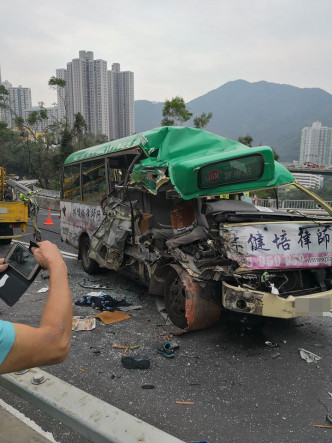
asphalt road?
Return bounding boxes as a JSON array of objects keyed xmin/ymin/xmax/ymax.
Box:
[{"xmin": 0, "ymin": 209, "xmax": 331, "ymax": 443}]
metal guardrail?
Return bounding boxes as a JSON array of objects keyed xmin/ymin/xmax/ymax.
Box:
[
  {"xmin": 256, "ymin": 199, "xmax": 332, "ymax": 210},
  {"xmin": 0, "ymin": 368, "xmax": 184, "ymax": 443}
]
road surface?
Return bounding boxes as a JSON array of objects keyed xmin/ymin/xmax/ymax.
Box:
[{"xmin": 0, "ymin": 209, "xmax": 331, "ymax": 443}]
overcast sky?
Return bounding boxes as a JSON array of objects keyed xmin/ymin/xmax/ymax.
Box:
[{"xmin": 1, "ymin": 0, "xmax": 331, "ymax": 107}]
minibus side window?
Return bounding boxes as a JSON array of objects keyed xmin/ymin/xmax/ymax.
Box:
[
  {"xmin": 82, "ymin": 159, "xmax": 106, "ymax": 202},
  {"xmin": 63, "ymin": 164, "xmax": 81, "ymax": 201}
]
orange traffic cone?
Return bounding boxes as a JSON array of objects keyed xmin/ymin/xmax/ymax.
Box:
[{"xmin": 44, "ymin": 208, "xmax": 54, "ymax": 226}]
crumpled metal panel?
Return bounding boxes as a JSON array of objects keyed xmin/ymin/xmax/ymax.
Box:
[
  {"xmin": 130, "ymin": 167, "xmax": 169, "ymax": 195},
  {"xmin": 90, "ymin": 197, "xmax": 136, "ymax": 271},
  {"xmin": 222, "ymin": 281, "xmax": 263, "ymax": 315}
]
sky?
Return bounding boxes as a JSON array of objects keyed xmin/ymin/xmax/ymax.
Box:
[{"xmin": 1, "ymin": 0, "xmax": 332, "ymax": 107}]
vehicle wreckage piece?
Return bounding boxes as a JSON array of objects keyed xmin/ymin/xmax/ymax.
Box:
[
  {"xmin": 89, "ymin": 197, "xmax": 138, "ymax": 271},
  {"xmin": 165, "ymin": 265, "xmax": 222, "ymax": 331},
  {"xmin": 222, "ymin": 281, "xmax": 332, "ymax": 318}
]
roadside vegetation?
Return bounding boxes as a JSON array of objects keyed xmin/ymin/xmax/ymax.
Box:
[{"xmin": 0, "ymin": 79, "xmax": 107, "ymax": 189}]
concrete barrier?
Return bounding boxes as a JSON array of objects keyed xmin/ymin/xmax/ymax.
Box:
[
  {"xmin": 33, "ymin": 187, "xmax": 60, "ymax": 211},
  {"xmin": 36, "ymin": 196, "xmax": 60, "ymax": 211}
]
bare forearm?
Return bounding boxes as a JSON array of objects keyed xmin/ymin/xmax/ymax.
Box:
[
  {"xmin": 40, "ymin": 262, "xmax": 72, "ymax": 340},
  {"xmin": 0, "ymin": 242, "xmax": 73, "ymax": 373}
]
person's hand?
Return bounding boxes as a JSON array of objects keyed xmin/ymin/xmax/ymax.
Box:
[
  {"xmin": 0, "ymin": 258, "xmax": 8, "ymax": 273},
  {"xmin": 31, "ymin": 241, "xmax": 65, "ymax": 270}
]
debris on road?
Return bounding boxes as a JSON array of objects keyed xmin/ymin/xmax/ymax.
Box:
[
  {"xmin": 75, "ymin": 293, "xmax": 131, "ymax": 312},
  {"xmin": 37, "ymin": 287, "xmax": 48, "ymax": 293},
  {"xmin": 265, "ymin": 341, "xmax": 279, "ymax": 348},
  {"xmin": 170, "ymin": 341, "xmax": 180, "ymax": 350},
  {"xmin": 141, "ymin": 385, "xmax": 155, "ymax": 389},
  {"xmin": 112, "ymin": 344, "xmax": 140, "ymax": 355},
  {"xmin": 313, "ymin": 424, "xmax": 332, "ymax": 429},
  {"xmin": 175, "ymin": 401, "xmax": 195, "ymax": 405},
  {"xmin": 121, "ymin": 355, "xmax": 150, "ymax": 369},
  {"xmin": 72, "ymin": 316, "xmax": 96, "ymax": 331},
  {"xmin": 93, "ymin": 310, "xmax": 131, "ymax": 325},
  {"xmin": 78, "ymin": 279, "xmax": 114, "ymax": 290},
  {"xmin": 299, "ymin": 348, "xmax": 321, "ymax": 363},
  {"xmin": 157, "ymin": 342, "xmax": 176, "ymax": 358}
]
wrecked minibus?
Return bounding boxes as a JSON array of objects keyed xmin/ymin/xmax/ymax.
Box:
[{"xmin": 60, "ymin": 126, "xmax": 332, "ymax": 331}]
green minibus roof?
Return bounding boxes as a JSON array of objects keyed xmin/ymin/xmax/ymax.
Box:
[{"xmin": 64, "ymin": 126, "xmax": 294, "ymax": 199}]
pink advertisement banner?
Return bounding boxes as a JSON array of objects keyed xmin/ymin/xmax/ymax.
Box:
[
  {"xmin": 224, "ymin": 222, "xmax": 332, "ymax": 269},
  {"xmin": 243, "ymin": 252, "xmax": 332, "ymax": 270}
]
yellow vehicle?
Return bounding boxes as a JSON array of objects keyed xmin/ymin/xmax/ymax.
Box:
[{"xmin": 0, "ymin": 167, "xmax": 29, "ymax": 244}]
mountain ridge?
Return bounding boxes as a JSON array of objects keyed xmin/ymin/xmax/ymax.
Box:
[{"xmin": 135, "ymin": 80, "xmax": 332, "ymax": 162}]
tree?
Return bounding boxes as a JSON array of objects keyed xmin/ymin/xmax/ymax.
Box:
[
  {"xmin": 238, "ymin": 134, "xmax": 253, "ymax": 147},
  {"xmin": 193, "ymin": 112, "xmax": 213, "ymax": 129},
  {"xmin": 161, "ymin": 96, "xmax": 193, "ymax": 126},
  {"xmin": 0, "ymin": 80, "xmax": 84, "ymax": 188},
  {"xmin": 48, "ymin": 76, "xmax": 66, "ymax": 89},
  {"xmin": 48, "ymin": 76, "xmax": 67, "ymax": 126},
  {"xmin": 0, "ymin": 85, "xmax": 9, "ymax": 110},
  {"xmin": 0, "ymin": 122, "xmax": 29, "ymax": 177},
  {"xmin": 1, "ymin": 78, "xmax": 109, "ymax": 189}
]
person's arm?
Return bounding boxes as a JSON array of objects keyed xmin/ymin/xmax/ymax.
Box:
[{"xmin": 0, "ymin": 241, "xmax": 72, "ymax": 374}]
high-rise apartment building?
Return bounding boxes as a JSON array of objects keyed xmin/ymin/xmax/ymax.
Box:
[
  {"xmin": 56, "ymin": 51, "xmax": 135, "ymax": 141},
  {"xmin": 292, "ymin": 172, "xmax": 324, "ymax": 190},
  {"xmin": 299, "ymin": 121, "xmax": 332, "ymax": 166},
  {"xmin": 108, "ymin": 63, "xmax": 135, "ymax": 140},
  {"xmin": 57, "ymin": 51, "xmax": 109, "ymax": 138},
  {"xmin": 0, "ymin": 71, "xmax": 32, "ymax": 127}
]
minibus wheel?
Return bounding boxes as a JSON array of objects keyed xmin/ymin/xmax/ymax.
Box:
[
  {"xmin": 164, "ymin": 268, "xmax": 188, "ymax": 329},
  {"xmin": 164, "ymin": 265, "xmax": 222, "ymax": 331},
  {"xmin": 79, "ymin": 235, "xmax": 99, "ymax": 274}
]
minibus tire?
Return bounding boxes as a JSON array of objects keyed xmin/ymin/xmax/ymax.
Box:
[
  {"xmin": 164, "ymin": 268, "xmax": 188, "ymax": 329},
  {"xmin": 79, "ymin": 236, "xmax": 99, "ymax": 274}
]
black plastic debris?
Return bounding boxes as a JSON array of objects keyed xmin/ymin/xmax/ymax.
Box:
[
  {"xmin": 121, "ymin": 355, "xmax": 150, "ymax": 369},
  {"xmin": 141, "ymin": 384, "xmax": 155, "ymax": 389},
  {"xmin": 75, "ymin": 293, "xmax": 131, "ymax": 312}
]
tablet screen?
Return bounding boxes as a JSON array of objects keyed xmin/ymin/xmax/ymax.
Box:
[{"xmin": 6, "ymin": 244, "xmax": 38, "ymax": 279}]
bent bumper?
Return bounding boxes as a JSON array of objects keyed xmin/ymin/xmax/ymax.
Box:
[{"xmin": 222, "ymin": 281, "xmax": 332, "ymax": 319}]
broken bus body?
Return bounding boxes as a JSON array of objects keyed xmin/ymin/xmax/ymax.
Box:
[{"xmin": 60, "ymin": 127, "xmax": 332, "ymax": 331}]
